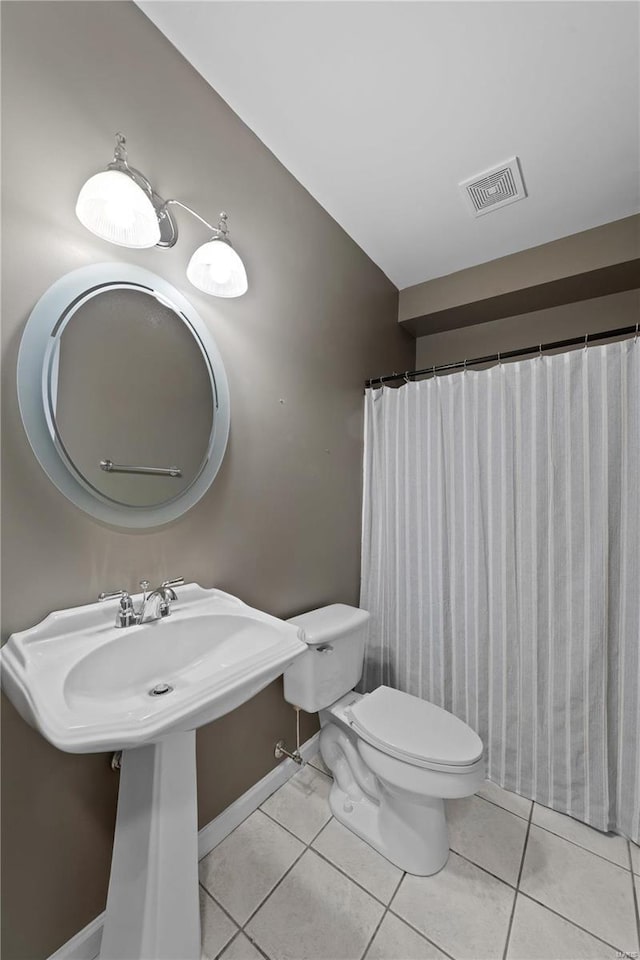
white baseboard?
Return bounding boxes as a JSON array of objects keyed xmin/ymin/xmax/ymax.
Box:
[
  {"xmin": 48, "ymin": 731, "xmax": 321, "ymax": 960},
  {"xmin": 47, "ymin": 915, "xmax": 104, "ymax": 960}
]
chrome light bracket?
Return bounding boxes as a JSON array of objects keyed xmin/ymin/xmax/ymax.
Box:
[
  {"xmin": 98, "ymin": 134, "xmax": 242, "ymax": 252},
  {"xmin": 164, "ymin": 201, "xmax": 233, "ymax": 248},
  {"xmin": 108, "ymin": 133, "xmax": 179, "ymax": 248}
]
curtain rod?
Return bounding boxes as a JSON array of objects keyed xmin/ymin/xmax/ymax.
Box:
[{"xmin": 365, "ymin": 324, "xmax": 639, "ymax": 388}]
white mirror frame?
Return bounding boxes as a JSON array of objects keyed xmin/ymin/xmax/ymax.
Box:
[{"xmin": 17, "ymin": 263, "xmax": 230, "ymax": 528}]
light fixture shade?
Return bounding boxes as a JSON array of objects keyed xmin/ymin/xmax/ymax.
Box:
[
  {"xmin": 75, "ymin": 170, "xmax": 161, "ymax": 248},
  {"xmin": 186, "ymin": 238, "xmax": 248, "ymax": 298}
]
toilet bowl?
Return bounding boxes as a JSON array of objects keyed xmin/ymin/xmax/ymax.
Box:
[{"xmin": 284, "ymin": 605, "xmax": 485, "ymax": 876}]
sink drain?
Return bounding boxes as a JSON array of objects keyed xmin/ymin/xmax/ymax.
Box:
[{"xmin": 149, "ymin": 683, "xmax": 174, "ymax": 697}]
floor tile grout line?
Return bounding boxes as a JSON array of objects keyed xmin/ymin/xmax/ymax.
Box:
[
  {"xmin": 359, "ymin": 904, "xmax": 390, "ymax": 960},
  {"xmin": 258, "ymin": 803, "xmax": 331, "ymax": 848},
  {"xmin": 199, "ymin": 835, "xmax": 309, "ymax": 937},
  {"xmin": 387, "ymin": 870, "xmax": 407, "ymax": 911},
  {"xmin": 385, "ymin": 906, "xmax": 458, "ymax": 960},
  {"xmin": 516, "ymin": 890, "xmax": 629, "ymax": 954},
  {"xmin": 206, "ymin": 794, "xmax": 511, "ymax": 937},
  {"xmin": 454, "ymin": 804, "xmax": 632, "ymax": 896},
  {"xmin": 386, "ymin": 870, "xmax": 405, "ymax": 911},
  {"xmin": 213, "ymin": 764, "xmax": 454, "ymax": 958},
  {"xmin": 446, "ymin": 848, "xmax": 518, "ymax": 891},
  {"xmin": 480, "ymin": 792, "xmax": 632, "ymax": 871},
  {"xmin": 483, "ymin": 783, "xmax": 606, "ymax": 819},
  {"xmin": 416, "ymin": 838, "xmax": 626, "ymax": 955},
  {"xmin": 200, "ymin": 882, "xmax": 243, "ymax": 934},
  {"xmin": 308, "ymin": 814, "xmax": 334, "ymax": 846},
  {"xmin": 501, "ymin": 795, "xmax": 534, "ymax": 960},
  {"xmin": 199, "ymin": 806, "xmax": 325, "ymax": 943},
  {"xmin": 198, "ymin": 758, "xmax": 329, "ymax": 868},
  {"xmin": 241, "ymin": 844, "xmax": 309, "ymax": 933},
  {"xmin": 216, "ymin": 794, "xmax": 408, "ymax": 958},
  {"xmin": 306, "ymin": 759, "xmax": 333, "ymax": 779},
  {"xmin": 199, "ymin": 807, "xmax": 314, "ymax": 947},
  {"xmin": 479, "ymin": 792, "xmax": 631, "ymax": 871},
  {"xmin": 239, "ymin": 814, "xmax": 332, "ymax": 935},
  {"xmin": 385, "ymin": 861, "xmax": 471, "ymax": 960},
  {"xmin": 258, "ymin": 801, "xmax": 423, "ymax": 930},
  {"xmin": 396, "ymin": 833, "xmax": 617, "ymax": 956},
  {"xmin": 361, "ymin": 872, "xmax": 408, "ymax": 960},
  {"xmin": 200, "ymin": 770, "xmax": 334, "ymax": 952},
  {"xmin": 212, "ymin": 926, "xmax": 242, "ymax": 960},
  {"xmin": 481, "ymin": 780, "xmax": 534, "ymax": 802},
  {"xmin": 476, "ymin": 792, "xmax": 533, "ymax": 822},
  {"xmin": 242, "ymin": 929, "xmax": 272, "ymax": 960},
  {"xmin": 628, "ymin": 840, "xmax": 640, "ymax": 949},
  {"xmin": 529, "ymin": 819, "xmax": 632, "ymax": 872},
  {"xmin": 198, "ymin": 799, "xmax": 288, "ymax": 868},
  {"xmin": 309, "ymin": 845, "xmax": 397, "ymax": 909}
]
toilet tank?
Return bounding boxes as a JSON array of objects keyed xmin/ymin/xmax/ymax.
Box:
[{"xmin": 284, "ymin": 604, "xmax": 370, "ymax": 712}]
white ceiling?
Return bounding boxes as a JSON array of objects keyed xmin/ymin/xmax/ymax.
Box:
[{"xmin": 138, "ymin": 1, "xmax": 640, "ymax": 290}]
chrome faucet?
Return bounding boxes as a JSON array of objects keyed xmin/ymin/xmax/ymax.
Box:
[{"xmin": 98, "ymin": 578, "xmax": 184, "ymax": 627}]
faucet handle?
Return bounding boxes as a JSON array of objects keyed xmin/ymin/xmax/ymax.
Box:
[
  {"xmin": 139, "ymin": 580, "xmax": 150, "ymax": 603},
  {"xmin": 161, "ymin": 577, "xmax": 184, "ymax": 589},
  {"xmin": 98, "ymin": 590, "xmax": 136, "ymax": 628},
  {"xmin": 160, "ymin": 577, "xmax": 184, "ymax": 605},
  {"xmin": 98, "ymin": 589, "xmax": 130, "ymax": 602}
]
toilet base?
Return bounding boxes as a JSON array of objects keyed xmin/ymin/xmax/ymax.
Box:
[
  {"xmin": 328, "ymin": 779, "xmax": 450, "ymax": 875},
  {"xmin": 328, "ymin": 779, "xmax": 449, "ymax": 876}
]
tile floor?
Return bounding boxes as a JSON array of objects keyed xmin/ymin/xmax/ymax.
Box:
[{"xmin": 198, "ymin": 754, "xmax": 640, "ymax": 960}]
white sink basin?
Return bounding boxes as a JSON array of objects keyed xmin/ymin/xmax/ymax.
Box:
[
  {"xmin": 2, "ymin": 584, "xmax": 308, "ymax": 959},
  {"xmin": 1, "ymin": 584, "xmax": 306, "ymax": 753}
]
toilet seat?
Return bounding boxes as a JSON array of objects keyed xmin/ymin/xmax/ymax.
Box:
[{"xmin": 347, "ymin": 686, "xmax": 483, "ymax": 770}]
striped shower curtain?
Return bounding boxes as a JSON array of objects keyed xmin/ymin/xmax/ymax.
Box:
[{"xmin": 361, "ymin": 337, "xmax": 639, "ymax": 841}]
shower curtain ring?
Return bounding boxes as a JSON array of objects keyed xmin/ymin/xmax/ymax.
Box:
[
  {"xmin": 404, "ymin": 371, "xmax": 411, "ymax": 384},
  {"xmin": 539, "ymin": 344, "xmax": 543, "ymax": 358},
  {"xmin": 635, "ymin": 322, "xmax": 639, "ymax": 342},
  {"xmin": 584, "ymin": 334, "xmax": 589, "ymax": 351}
]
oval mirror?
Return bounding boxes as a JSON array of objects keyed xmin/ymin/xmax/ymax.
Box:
[{"xmin": 17, "ymin": 263, "xmax": 230, "ymax": 527}]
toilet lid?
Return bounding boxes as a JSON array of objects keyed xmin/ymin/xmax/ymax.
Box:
[{"xmin": 349, "ymin": 686, "xmax": 483, "ymax": 767}]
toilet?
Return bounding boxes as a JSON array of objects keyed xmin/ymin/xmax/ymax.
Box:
[{"xmin": 284, "ymin": 604, "xmax": 485, "ymax": 876}]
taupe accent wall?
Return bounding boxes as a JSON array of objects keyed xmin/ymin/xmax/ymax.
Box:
[
  {"xmin": 0, "ymin": 4, "xmax": 413, "ymax": 958},
  {"xmin": 401, "ymin": 215, "xmax": 640, "ymax": 337},
  {"xmin": 415, "ymin": 289, "xmax": 640, "ymax": 370}
]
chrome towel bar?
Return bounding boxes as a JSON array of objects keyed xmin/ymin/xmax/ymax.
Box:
[{"xmin": 99, "ymin": 459, "xmax": 182, "ymax": 478}]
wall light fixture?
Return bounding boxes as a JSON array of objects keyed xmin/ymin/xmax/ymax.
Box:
[{"xmin": 76, "ymin": 133, "xmax": 248, "ymax": 298}]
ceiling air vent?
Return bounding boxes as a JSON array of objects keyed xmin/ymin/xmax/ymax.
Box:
[{"xmin": 459, "ymin": 157, "xmax": 527, "ymax": 217}]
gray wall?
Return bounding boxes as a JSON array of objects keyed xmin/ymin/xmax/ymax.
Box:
[
  {"xmin": 415, "ymin": 289, "xmax": 640, "ymax": 369},
  {"xmin": 0, "ymin": 4, "xmax": 413, "ymax": 957}
]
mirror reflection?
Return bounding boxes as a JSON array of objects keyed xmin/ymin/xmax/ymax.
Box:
[{"xmin": 49, "ymin": 287, "xmax": 215, "ymax": 508}]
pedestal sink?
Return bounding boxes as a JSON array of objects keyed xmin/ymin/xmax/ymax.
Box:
[{"xmin": 0, "ymin": 584, "xmax": 307, "ymax": 959}]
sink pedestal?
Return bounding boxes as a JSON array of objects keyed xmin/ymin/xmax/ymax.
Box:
[{"xmin": 100, "ymin": 730, "xmax": 200, "ymax": 960}]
